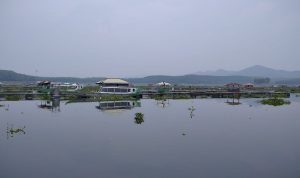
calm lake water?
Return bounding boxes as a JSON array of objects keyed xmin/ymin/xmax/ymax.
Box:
[{"xmin": 1, "ymin": 96, "xmax": 300, "ymax": 178}]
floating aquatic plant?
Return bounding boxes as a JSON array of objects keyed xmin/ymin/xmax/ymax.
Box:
[
  {"xmin": 134, "ymin": 112, "xmax": 144, "ymax": 124},
  {"xmin": 5, "ymin": 95, "xmax": 22, "ymax": 101},
  {"xmin": 7, "ymin": 125, "xmax": 26, "ymax": 137},
  {"xmin": 260, "ymin": 98, "xmax": 290, "ymax": 106}
]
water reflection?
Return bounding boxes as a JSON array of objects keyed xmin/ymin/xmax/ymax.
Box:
[
  {"xmin": 225, "ymin": 97, "xmax": 241, "ymax": 105},
  {"xmin": 0, "ymin": 103, "xmax": 10, "ymax": 111},
  {"xmin": 96, "ymin": 100, "xmax": 141, "ymax": 112},
  {"xmin": 188, "ymin": 106, "xmax": 196, "ymax": 118},
  {"xmin": 156, "ymin": 99, "xmax": 169, "ymax": 108},
  {"xmin": 38, "ymin": 98, "xmax": 60, "ymax": 112},
  {"xmin": 1, "ymin": 99, "xmax": 300, "ymax": 178}
]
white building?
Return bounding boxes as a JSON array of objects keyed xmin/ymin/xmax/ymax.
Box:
[{"xmin": 96, "ymin": 79, "xmax": 138, "ymax": 94}]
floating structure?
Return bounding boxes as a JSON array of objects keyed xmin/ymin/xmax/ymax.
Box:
[
  {"xmin": 96, "ymin": 78, "xmax": 138, "ymax": 95},
  {"xmin": 225, "ymin": 83, "xmax": 241, "ymax": 92}
]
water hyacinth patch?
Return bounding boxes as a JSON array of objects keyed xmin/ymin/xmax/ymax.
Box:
[{"xmin": 260, "ymin": 98, "xmax": 290, "ymax": 106}]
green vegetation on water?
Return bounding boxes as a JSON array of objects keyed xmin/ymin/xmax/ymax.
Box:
[
  {"xmin": 173, "ymin": 95, "xmax": 192, "ymax": 99},
  {"xmin": 60, "ymin": 95, "xmax": 77, "ymax": 101},
  {"xmin": 9, "ymin": 128, "xmax": 25, "ymax": 134},
  {"xmin": 243, "ymin": 93, "xmax": 289, "ymax": 98},
  {"xmin": 7, "ymin": 126, "xmax": 26, "ymax": 135},
  {"xmin": 275, "ymin": 87, "xmax": 300, "ymax": 94},
  {"xmin": 134, "ymin": 112, "xmax": 144, "ymax": 124},
  {"xmin": 5, "ymin": 95, "xmax": 22, "ymax": 101},
  {"xmin": 260, "ymin": 98, "xmax": 291, "ymax": 106},
  {"xmin": 152, "ymin": 94, "xmax": 192, "ymax": 100},
  {"xmin": 38, "ymin": 94, "xmax": 51, "ymax": 100},
  {"xmin": 79, "ymin": 85, "xmax": 99, "ymax": 93},
  {"xmin": 0, "ymin": 84, "xmax": 37, "ymax": 93}
]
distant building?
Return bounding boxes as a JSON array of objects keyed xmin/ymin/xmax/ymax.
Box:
[
  {"xmin": 155, "ymin": 81, "xmax": 171, "ymax": 94},
  {"xmin": 52, "ymin": 82, "xmax": 83, "ymax": 91},
  {"xmin": 37, "ymin": 81, "xmax": 82, "ymax": 93},
  {"xmin": 155, "ymin": 82, "xmax": 171, "ymax": 87},
  {"xmin": 37, "ymin": 80, "xmax": 83, "ymax": 93},
  {"xmin": 225, "ymin": 82, "xmax": 241, "ymax": 92},
  {"xmin": 96, "ymin": 78, "xmax": 138, "ymax": 95},
  {"xmin": 37, "ymin": 80, "xmax": 52, "ymax": 93},
  {"xmin": 244, "ymin": 83, "xmax": 254, "ymax": 89}
]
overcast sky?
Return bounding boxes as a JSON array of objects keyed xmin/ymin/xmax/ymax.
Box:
[{"xmin": 0, "ymin": 0, "xmax": 299, "ymax": 77}]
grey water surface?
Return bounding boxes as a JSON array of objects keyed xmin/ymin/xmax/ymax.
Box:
[{"xmin": 1, "ymin": 97, "xmax": 300, "ymax": 178}]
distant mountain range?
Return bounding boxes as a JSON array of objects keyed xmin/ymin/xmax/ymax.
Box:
[
  {"xmin": 127, "ymin": 75, "xmax": 255, "ymax": 85},
  {"xmin": 1, "ymin": 65, "xmax": 300, "ymax": 85},
  {"xmin": 195, "ymin": 65, "xmax": 300, "ymax": 78},
  {"xmin": 0, "ymin": 69, "xmax": 254, "ymax": 85},
  {"xmin": 0, "ymin": 70, "xmax": 104, "ymax": 84}
]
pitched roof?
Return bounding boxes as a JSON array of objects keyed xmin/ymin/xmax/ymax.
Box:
[
  {"xmin": 96, "ymin": 78, "xmax": 129, "ymax": 84},
  {"xmin": 37, "ymin": 80, "xmax": 51, "ymax": 84},
  {"xmin": 225, "ymin": 82, "xmax": 241, "ymax": 86}
]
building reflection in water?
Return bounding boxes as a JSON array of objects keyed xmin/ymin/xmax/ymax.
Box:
[
  {"xmin": 156, "ymin": 99, "xmax": 169, "ymax": 108},
  {"xmin": 38, "ymin": 98, "xmax": 61, "ymax": 112},
  {"xmin": 96, "ymin": 100, "xmax": 141, "ymax": 112},
  {"xmin": 225, "ymin": 97, "xmax": 241, "ymax": 105}
]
